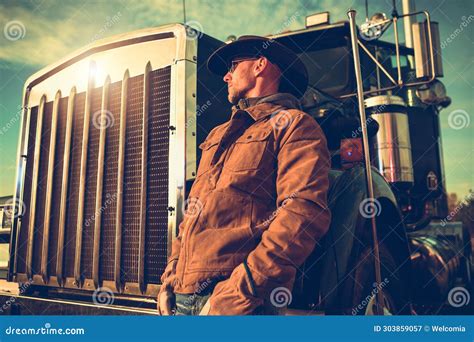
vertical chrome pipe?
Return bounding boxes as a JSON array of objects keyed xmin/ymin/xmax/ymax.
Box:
[
  {"xmin": 347, "ymin": 9, "xmax": 384, "ymax": 316},
  {"xmin": 402, "ymin": 0, "xmax": 416, "ymax": 66}
]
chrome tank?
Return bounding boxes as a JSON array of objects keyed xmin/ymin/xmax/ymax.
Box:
[{"xmin": 365, "ymin": 95, "xmax": 414, "ymax": 186}]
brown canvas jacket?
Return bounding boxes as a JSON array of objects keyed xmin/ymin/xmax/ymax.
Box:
[{"xmin": 161, "ymin": 93, "xmax": 331, "ymax": 315}]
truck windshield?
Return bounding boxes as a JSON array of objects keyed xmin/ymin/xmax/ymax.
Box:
[{"xmin": 298, "ymin": 45, "xmax": 351, "ymax": 97}]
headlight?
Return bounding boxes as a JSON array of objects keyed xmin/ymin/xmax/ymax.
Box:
[{"xmin": 416, "ymin": 80, "xmax": 450, "ymax": 107}]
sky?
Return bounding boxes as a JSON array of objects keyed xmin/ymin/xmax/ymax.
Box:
[{"xmin": 0, "ymin": 0, "xmax": 472, "ymax": 199}]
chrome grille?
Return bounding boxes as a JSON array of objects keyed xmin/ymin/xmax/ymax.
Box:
[{"xmin": 15, "ymin": 66, "xmax": 172, "ymax": 296}]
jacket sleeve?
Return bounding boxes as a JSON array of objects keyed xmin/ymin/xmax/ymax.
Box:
[
  {"xmin": 208, "ymin": 112, "xmax": 332, "ymax": 315},
  {"xmin": 160, "ymin": 216, "xmax": 186, "ymax": 286}
]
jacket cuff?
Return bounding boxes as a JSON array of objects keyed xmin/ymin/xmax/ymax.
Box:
[{"xmin": 208, "ymin": 264, "xmax": 263, "ymax": 315}]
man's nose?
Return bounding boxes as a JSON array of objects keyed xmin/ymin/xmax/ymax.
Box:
[{"xmin": 223, "ymin": 72, "xmax": 231, "ymax": 83}]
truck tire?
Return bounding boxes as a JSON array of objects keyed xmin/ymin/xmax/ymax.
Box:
[{"xmin": 345, "ymin": 243, "xmax": 411, "ymax": 315}]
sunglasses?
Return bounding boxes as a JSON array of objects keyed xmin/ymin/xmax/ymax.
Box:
[{"xmin": 228, "ymin": 57, "xmax": 261, "ymax": 74}]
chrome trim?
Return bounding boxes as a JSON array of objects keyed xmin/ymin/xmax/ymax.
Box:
[
  {"xmin": 169, "ymin": 39, "xmax": 198, "ymax": 262},
  {"xmin": 115, "ymin": 70, "xmax": 129, "ymax": 293},
  {"xmin": 365, "ymin": 94, "xmax": 406, "ymax": 108},
  {"xmin": 16, "ymin": 273, "xmax": 161, "ymax": 298},
  {"xmin": 92, "ymin": 76, "xmax": 111, "ymax": 289},
  {"xmin": 339, "ymin": 11, "xmax": 436, "ymax": 99},
  {"xmin": 41, "ymin": 90, "xmax": 62, "ymax": 283},
  {"xmin": 138, "ymin": 62, "xmax": 152, "ymax": 294},
  {"xmin": 57, "ymin": 87, "xmax": 76, "ymax": 286},
  {"xmin": 74, "ymin": 61, "xmax": 95, "ymax": 286},
  {"xmin": 26, "ymin": 95, "xmax": 46, "ymax": 279},
  {"xmin": 12, "ymin": 89, "xmax": 31, "ymax": 278}
]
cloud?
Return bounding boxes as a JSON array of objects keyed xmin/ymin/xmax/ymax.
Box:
[{"xmin": 0, "ymin": 0, "xmax": 367, "ymax": 68}]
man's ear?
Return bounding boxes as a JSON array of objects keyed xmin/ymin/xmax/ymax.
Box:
[{"xmin": 253, "ymin": 57, "xmax": 268, "ymax": 77}]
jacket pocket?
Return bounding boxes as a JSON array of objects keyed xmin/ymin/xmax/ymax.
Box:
[
  {"xmin": 196, "ymin": 139, "xmax": 219, "ymax": 177},
  {"xmin": 224, "ymin": 128, "xmax": 272, "ymax": 172},
  {"xmin": 187, "ymin": 191, "xmax": 256, "ymax": 271}
]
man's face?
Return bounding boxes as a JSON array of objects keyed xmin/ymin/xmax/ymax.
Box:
[{"xmin": 223, "ymin": 58, "xmax": 259, "ymax": 105}]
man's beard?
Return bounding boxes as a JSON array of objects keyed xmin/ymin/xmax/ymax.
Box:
[
  {"xmin": 227, "ymin": 83, "xmax": 252, "ymax": 105},
  {"xmin": 228, "ymin": 88, "xmax": 244, "ymax": 105}
]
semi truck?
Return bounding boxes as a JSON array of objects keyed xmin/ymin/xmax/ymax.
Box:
[{"xmin": 0, "ymin": 2, "xmax": 471, "ymax": 315}]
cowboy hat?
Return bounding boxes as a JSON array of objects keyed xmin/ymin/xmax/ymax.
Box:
[{"xmin": 207, "ymin": 35, "xmax": 309, "ymax": 98}]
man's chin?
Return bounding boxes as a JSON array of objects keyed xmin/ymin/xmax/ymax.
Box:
[{"xmin": 228, "ymin": 93, "xmax": 242, "ymax": 105}]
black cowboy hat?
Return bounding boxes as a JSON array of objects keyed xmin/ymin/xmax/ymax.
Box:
[{"xmin": 207, "ymin": 35, "xmax": 309, "ymax": 98}]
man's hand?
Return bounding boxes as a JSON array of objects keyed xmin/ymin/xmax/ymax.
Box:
[
  {"xmin": 157, "ymin": 284, "xmax": 175, "ymax": 315},
  {"xmin": 157, "ymin": 259, "xmax": 178, "ymax": 315},
  {"xmin": 199, "ymin": 298, "xmax": 211, "ymax": 315}
]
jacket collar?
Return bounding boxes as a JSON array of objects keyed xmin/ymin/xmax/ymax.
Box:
[{"xmin": 230, "ymin": 92, "xmax": 301, "ymax": 121}]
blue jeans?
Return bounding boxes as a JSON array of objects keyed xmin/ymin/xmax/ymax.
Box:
[
  {"xmin": 174, "ymin": 284, "xmax": 282, "ymax": 316},
  {"xmin": 175, "ymin": 292, "xmax": 211, "ymax": 315}
]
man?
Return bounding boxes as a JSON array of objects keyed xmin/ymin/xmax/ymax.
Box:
[{"xmin": 157, "ymin": 36, "xmax": 331, "ymax": 315}]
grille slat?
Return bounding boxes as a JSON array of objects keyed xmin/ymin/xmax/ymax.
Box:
[
  {"xmin": 16, "ymin": 106, "xmax": 38, "ymax": 274},
  {"xmin": 100, "ymin": 81, "xmax": 122, "ymax": 282},
  {"xmin": 31, "ymin": 99, "xmax": 53, "ymax": 277},
  {"xmin": 45, "ymin": 95, "xmax": 68, "ymax": 280},
  {"xmin": 81, "ymin": 86, "xmax": 103, "ymax": 280},
  {"xmin": 64, "ymin": 92, "xmax": 86, "ymax": 278}
]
